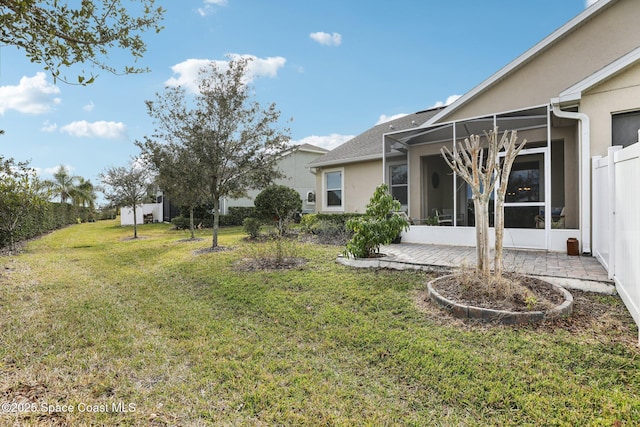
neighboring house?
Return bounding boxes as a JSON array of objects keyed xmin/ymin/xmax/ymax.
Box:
[
  {"xmin": 220, "ymin": 143, "xmax": 329, "ymax": 215},
  {"xmin": 161, "ymin": 143, "xmax": 329, "ymax": 222},
  {"xmin": 309, "ymin": 108, "xmax": 444, "ymax": 214},
  {"xmin": 310, "ymin": 0, "xmax": 640, "ymax": 254}
]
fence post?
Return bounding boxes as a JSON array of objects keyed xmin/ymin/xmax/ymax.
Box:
[{"xmin": 607, "ymin": 146, "xmax": 623, "ymax": 281}]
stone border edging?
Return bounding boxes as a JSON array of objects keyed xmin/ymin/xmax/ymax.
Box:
[{"xmin": 427, "ymin": 274, "xmax": 573, "ymax": 325}]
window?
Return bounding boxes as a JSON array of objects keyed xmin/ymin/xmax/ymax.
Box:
[
  {"xmin": 306, "ymin": 191, "xmax": 316, "ymax": 205},
  {"xmin": 390, "ymin": 164, "xmax": 408, "ymax": 205},
  {"xmin": 612, "ymin": 110, "xmax": 640, "ymax": 148},
  {"xmin": 324, "ymin": 170, "xmax": 343, "ymax": 210}
]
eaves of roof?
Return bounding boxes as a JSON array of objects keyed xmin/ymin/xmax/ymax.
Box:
[{"xmin": 308, "ymin": 107, "xmax": 443, "ymax": 168}]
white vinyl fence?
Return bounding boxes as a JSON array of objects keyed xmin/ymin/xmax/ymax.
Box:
[{"xmin": 592, "ymin": 141, "xmax": 640, "ymax": 334}]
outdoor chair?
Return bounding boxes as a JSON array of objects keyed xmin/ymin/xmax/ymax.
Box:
[{"xmin": 434, "ymin": 209, "xmax": 453, "ymax": 226}]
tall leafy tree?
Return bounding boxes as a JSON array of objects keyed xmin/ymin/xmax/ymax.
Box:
[
  {"xmin": 0, "ymin": 0, "xmax": 165, "ymax": 84},
  {"xmin": 100, "ymin": 162, "xmax": 152, "ymax": 238},
  {"xmin": 138, "ymin": 57, "xmax": 291, "ymax": 248},
  {"xmin": 141, "ymin": 142, "xmax": 207, "ymax": 239},
  {"xmin": 0, "ymin": 158, "xmax": 48, "ymax": 252}
]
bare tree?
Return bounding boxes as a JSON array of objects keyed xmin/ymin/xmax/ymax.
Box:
[
  {"xmin": 139, "ymin": 57, "xmax": 291, "ymax": 248},
  {"xmin": 441, "ymin": 126, "xmax": 526, "ymax": 279},
  {"xmin": 100, "ymin": 162, "xmax": 153, "ymax": 238}
]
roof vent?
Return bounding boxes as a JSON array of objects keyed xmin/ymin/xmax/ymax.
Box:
[
  {"xmin": 412, "ymin": 120, "xmax": 417, "ymax": 126},
  {"xmin": 389, "ymin": 125, "xmax": 395, "ymax": 130}
]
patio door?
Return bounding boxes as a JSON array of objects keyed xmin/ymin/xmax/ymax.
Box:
[{"xmin": 499, "ymin": 148, "xmax": 547, "ymax": 249}]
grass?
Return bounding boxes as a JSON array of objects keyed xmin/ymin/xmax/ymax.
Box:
[{"xmin": 0, "ymin": 220, "xmax": 638, "ymax": 426}]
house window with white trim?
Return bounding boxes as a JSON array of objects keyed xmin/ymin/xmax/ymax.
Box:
[
  {"xmin": 324, "ymin": 169, "xmax": 343, "ymax": 210},
  {"xmin": 390, "ymin": 164, "xmax": 408, "ymax": 206},
  {"xmin": 612, "ymin": 110, "xmax": 640, "ymax": 148}
]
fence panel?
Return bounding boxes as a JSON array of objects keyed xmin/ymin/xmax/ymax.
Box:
[
  {"xmin": 592, "ymin": 156, "xmax": 610, "ymax": 271},
  {"xmin": 613, "ymin": 142, "xmax": 640, "ymax": 327}
]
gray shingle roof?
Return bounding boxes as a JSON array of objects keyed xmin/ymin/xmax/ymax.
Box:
[{"xmin": 309, "ymin": 107, "xmax": 444, "ymax": 167}]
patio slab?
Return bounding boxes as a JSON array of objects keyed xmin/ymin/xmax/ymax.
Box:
[{"xmin": 347, "ymin": 242, "xmax": 615, "ymax": 294}]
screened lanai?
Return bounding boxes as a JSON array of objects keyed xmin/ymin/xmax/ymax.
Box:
[{"xmin": 382, "ymin": 105, "xmax": 583, "ymax": 251}]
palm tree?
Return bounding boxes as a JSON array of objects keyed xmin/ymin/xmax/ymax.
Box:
[
  {"xmin": 45, "ymin": 165, "xmax": 78, "ymax": 204},
  {"xmin": 72, "ymin": 177, "xmax": 97, "ymax": 209}
]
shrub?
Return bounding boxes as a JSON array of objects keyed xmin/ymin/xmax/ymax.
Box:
[
  {"xmin": 344, "ymin": 184, "xmax": 409, "ymax": 258},
  {"xmin": 243, "ymin": 217, "xmax": 262, "ymax": 239},
  {"xmin": 254, "ymin": 185, "xmax": 302, "ymax": 236},
  {"xmin": 300, "ymin": 214, "xmax": 318, "ymax": 233},
  {"xmin": 171, "ymin": 216, "xmax": 190, "ymax": 230}
]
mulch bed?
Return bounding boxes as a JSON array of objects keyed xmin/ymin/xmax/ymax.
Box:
[
  {"xmin": 415, "ymin": 274, "xmax": 637, "ymax": 347},
  {"xmin": 432, "ymin": 272, "xmax": 564, "ymax": 312}
]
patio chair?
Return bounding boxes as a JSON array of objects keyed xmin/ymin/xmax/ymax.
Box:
[
  {"xmin": 534, "ymin": 207, "xmax": 565, "ymax": 229},
  {"xmin": 434, "ymin": 209, "xmax": 453, "ymax": 226}
]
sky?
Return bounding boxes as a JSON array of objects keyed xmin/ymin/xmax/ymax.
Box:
[{"xmin": 0, "ymin": 0, "xmax": 599, "ymax": 202}]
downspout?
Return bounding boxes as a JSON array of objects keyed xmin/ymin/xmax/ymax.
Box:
[{"xmin": 550, "ymin": 98, "xmax": 591, "ymax": 254}]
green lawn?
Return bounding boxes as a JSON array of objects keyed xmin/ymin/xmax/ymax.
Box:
[{"xmin": 0, "ymin": 220, "xmax": 638, "ymax": 426}]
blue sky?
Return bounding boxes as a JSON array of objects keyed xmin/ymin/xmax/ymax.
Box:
[{"xmin": 0, "ymin": 0, "xmax": 596, "ymax": 198}]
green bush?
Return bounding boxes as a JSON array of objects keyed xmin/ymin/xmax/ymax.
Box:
[
  {"xmin": 300, "ymin": 214, "xmax": 318, "ymax": 233},
  {"xmin": 254, "ymin": 185, "xmax": 302, "ymax": 235},
  {"xmin": 242, "ymin": 217, "xmax": 262, "ymax": 239},
  {"xmin": 171, "ymin": 216, "xmax": 190, "ymax": 230},
  {"xmin": 344, "ymin": 184, "xmax": 409, "ymax": 258}
]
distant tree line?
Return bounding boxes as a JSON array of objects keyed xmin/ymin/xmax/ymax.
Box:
[{"xmin": 0, "ymin": 161, "xmax": 99, "ymax": 252}]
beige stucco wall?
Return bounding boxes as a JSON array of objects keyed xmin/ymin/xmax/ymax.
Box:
[
  {"xmin": 581, "ymin": 61, "xmax": 640, "ymax": 157},
  {"xmin": 440, "ymin": 0, "xmax": 640, "ymax": 123},
  {"xmin": 315, "ymin": 160, "xmax": 383, "ymax": 213}
]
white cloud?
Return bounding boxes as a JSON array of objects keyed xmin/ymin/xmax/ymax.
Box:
[
  {"xmin": 585, "ymin": 0, "xmax": 599, "ymax": 7},
  {"xmin": 292, "ymin": 134, "xmax": 354, "ymax": 151},
  {"xmin": 197, "ymin": 0, "xmax": 228, "ymax": 16},
  {"xmin": 0, "ymin": 72, "xmax": 61, "ymax": 115},
  {"xmin": 41, "ymin": 120, "xmax": 58, "ymax": 132},
  {"xmin": 310, "ymin": 32, "xmax": 342, "ymax": 46},
  {"xmin": 166, "ymin": 54, "xmax": 287, "ymax": 92},
  {"xmin": 83, "ymin": 101, "xmax": 95, "ymax": 112},
  {"xmin": 376, "ymin": 113, "xmax": 408, "ymax": 125},
  {"xmin": 60, "ymin": 120, "xmax": 127, "ymax": 139},
  {"xmin": 34, "ymin": 165, "xmax": 75, "ymax": 177},
  {"xmin": 431, "ymin": 94, "xmax": 462, "ymax": 108}
]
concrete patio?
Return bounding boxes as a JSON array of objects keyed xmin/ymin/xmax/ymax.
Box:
[{"xmin": 342, "ymin": 242, "xmax": 616, "ymax": 294}]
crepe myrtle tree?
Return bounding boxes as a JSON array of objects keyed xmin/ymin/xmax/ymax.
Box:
[
  {"xmin": 100, "ymin": 161, "xmax": 154, "ymax": 239},
  {"xmin": 0, "ymin": 0, "xmax": 165, "ymax": 84},
  {"xmin": 138, "ymin": 56, "xmax": 291, "ymax": 249},
  {"xmin": 441, "ymin": 126, "xmax": 526, "ymax": 279}
]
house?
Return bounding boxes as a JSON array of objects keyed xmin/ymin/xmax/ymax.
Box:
[
  {"xmin": 220, "ymin": 143, "xmax": 329, "ymax": 215},
  {"xmin": 308, "ymin": 109, "xmax": 444, "ymax": 214},
  {"xmin": 310, "ymin": 0, "xmax": 640, "ymax": 254},
  {"xmin": 161, "ymin": 143, "xmax": 329, "ymax": 222}
]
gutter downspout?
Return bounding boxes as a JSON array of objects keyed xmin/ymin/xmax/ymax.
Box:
[{"xmin": 550, "ymin": 98, "xmax": 591, "ymax": 254}]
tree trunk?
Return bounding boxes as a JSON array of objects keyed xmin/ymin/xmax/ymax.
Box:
[
  {"xmin": 132, "ymin": 204, "xmax": 138, "ymax": 238},
  {"xmin": 474, "ymin": 196, "xmax": 491, "ymax": 279},
  {"xmin": 189, "ymin": 206, "xmax": 195, "ymax": 239},
  {"xmin": 494, "ymin": 195, "xmax": 505, "ymax": 278},
  {"xmin": 212, "ymin": 198, "xmax": 220, "ymax": 248}
]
